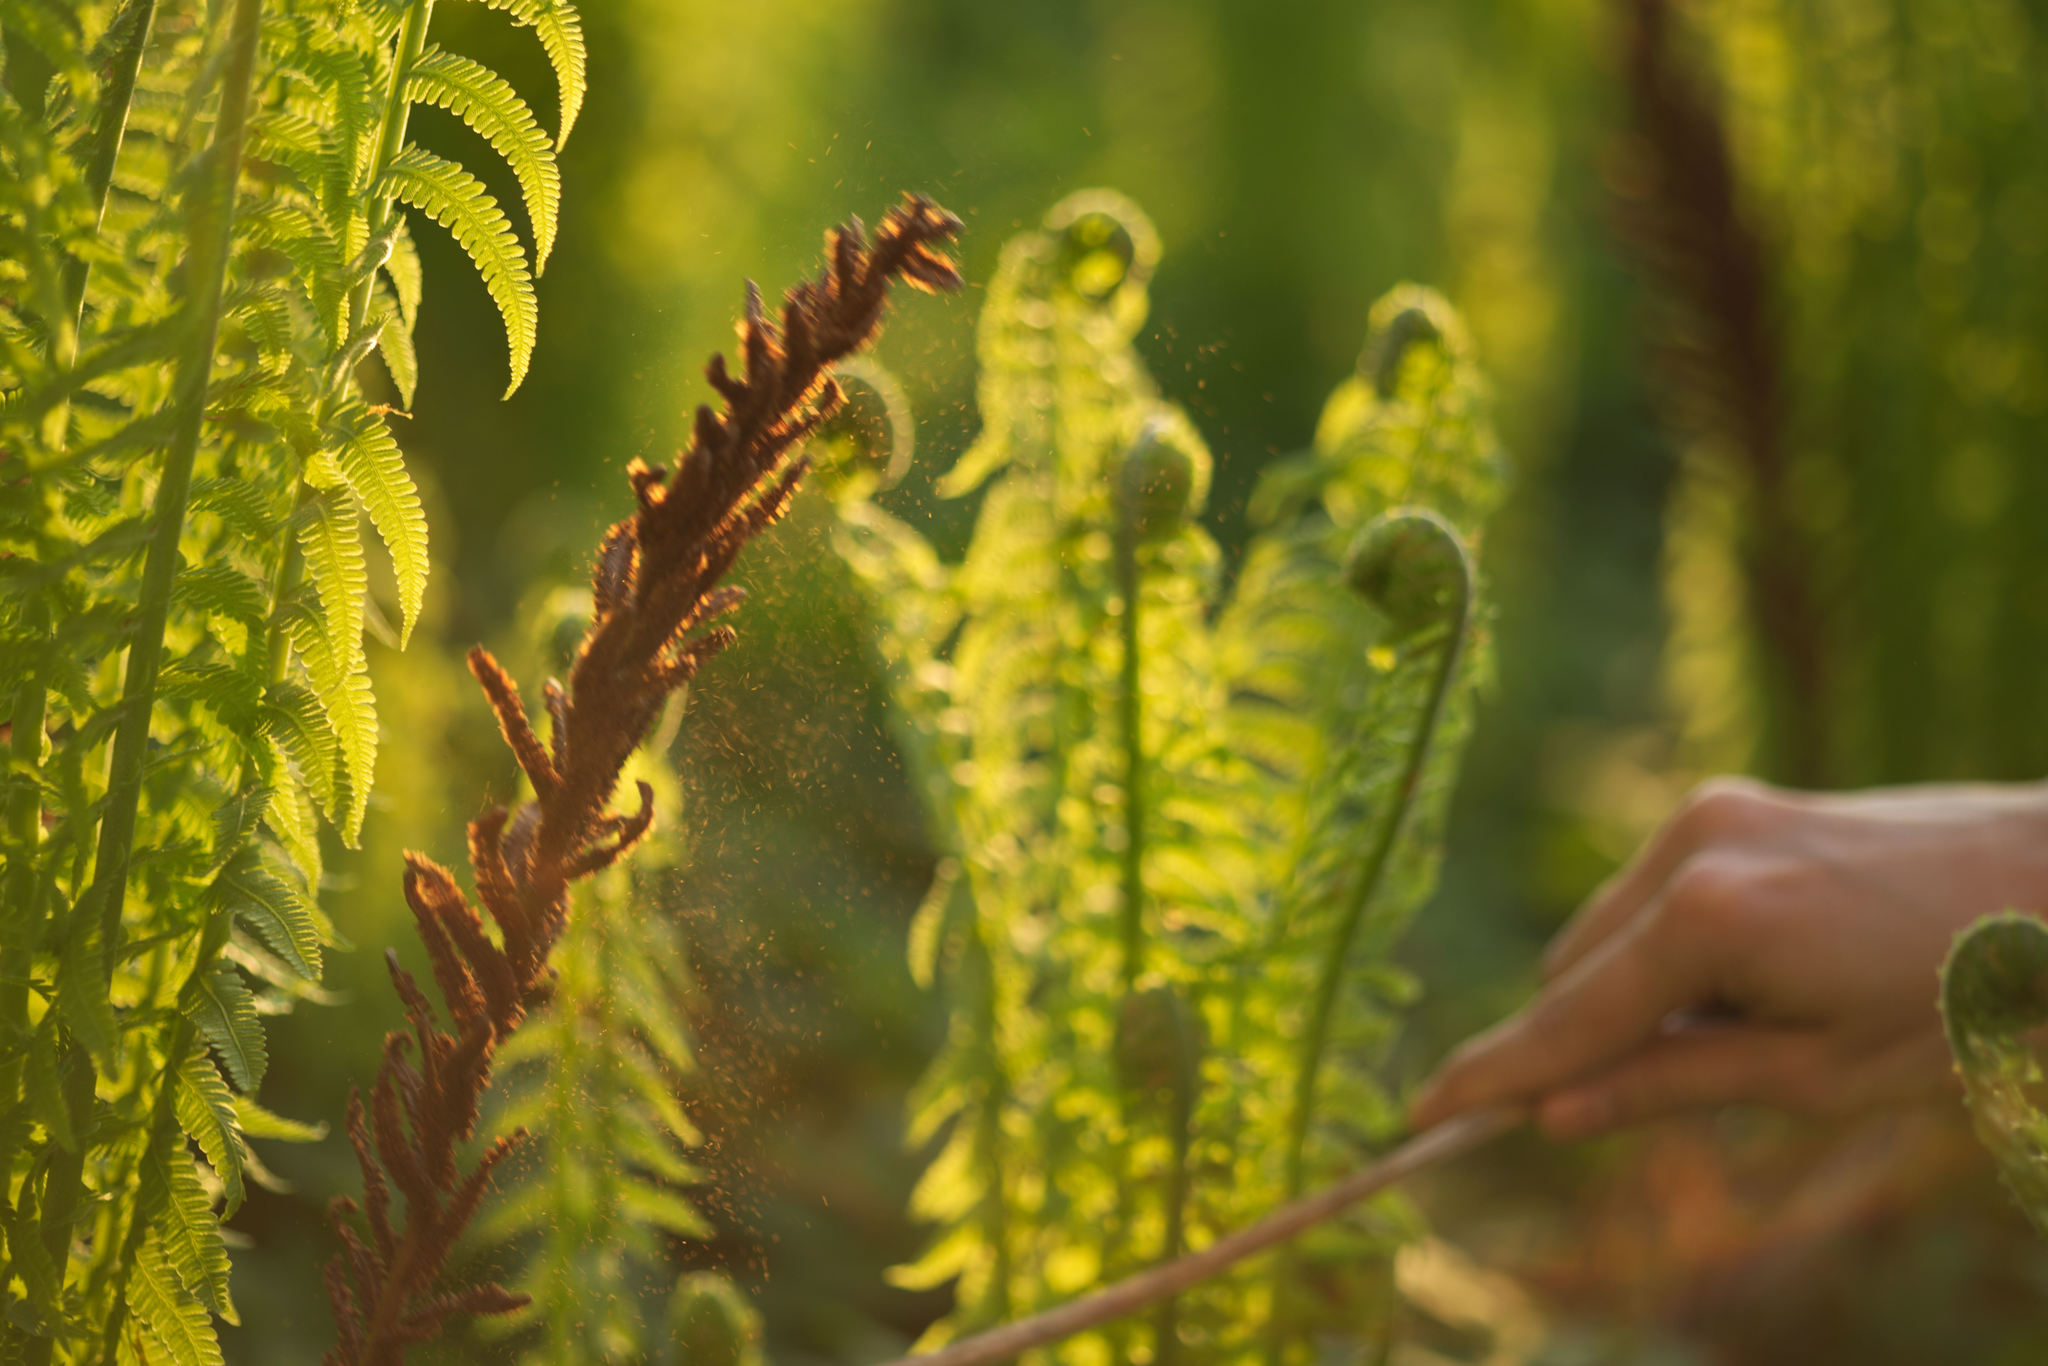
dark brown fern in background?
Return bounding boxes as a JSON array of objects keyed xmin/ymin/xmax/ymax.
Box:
[
  {"xmin": 320, "ymin": 195, "xmax": 963, "ymax": 1366},
  {"xmin": 1607, "ymin": 0, "xmax": 1829, "ymax": 786}
]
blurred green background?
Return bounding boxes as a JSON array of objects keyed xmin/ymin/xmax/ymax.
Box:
[{"xmin": 218, "ymin": 0, "xmax": 2048, "ymax": 1362}]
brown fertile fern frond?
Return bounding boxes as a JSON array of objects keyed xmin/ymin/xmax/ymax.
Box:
[
  {"xmin": 1608, "ymin": 0, "xmax": 1829, "ymax": 785},
  {"xmin": 322, "ymin": 194, "xmax": 963, "ymax": 1366}
]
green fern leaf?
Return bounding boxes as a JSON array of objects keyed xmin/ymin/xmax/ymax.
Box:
[
  {"xmin": 190, "ymin": 476, "xmax": 286, "ymax": 543},
  {"xmin": 157, "ymin": 658, "xmax": 263, "ymax": 731},
  {"xmin": 185, "ymin": 964, "xmax": 267, "ymax": 1091},
  {"xmin": 209, "ymin": 843, "xmax": 322, "ymax": 981},
  {"xmin": 477, "ymin": 0, "xmax": 586, "ymax": 146},
  {"xmin": 260, "ymin": 753, "xmax": 328, "ymax": 893},
  {"xmin": 260, "ymin": 680, "xmax": 341, "ymax": 820},
  {"xmin": 406, "ymin": 45, "xmax": 561, "ymax": 271},
  {"xmin": 175, "ymin": 1053, "xmax": 245, "ymax": 1213},
  {"xmin": 385, "ymin": 217, "xmax": 422, "ymax": 326},
  {"xmin": 376, "ymin": 144, "xmax": 536, "ymax": 396},
  {"xmin": 239, "ymin": 200, "xmax": 350, "ymax": 346},
  {"xmin": 147, "ymin": 1143, "xmax": 237, "ymax": 1322},
  {"xmin": 4, "ymin": 1193, "xmax": 63, "ymax": 1333},
  {"xmin": 377, "ymin": 301, "xmax": 418, "ymax": 408},
  {"xmin": 232, "ymin": 1094, "xmax": 328, "ymax": 1143},
  {"xmin": 287, "ymin": 612, "xmax": 376, "ymax": 842},
  {"xmin": 293, "ymin": 486, "xmax": 377, "ymax": 837},
  {"xmin": 276, "ymin": 29, "xmax": 377, "ymax": 236},
  {"xmin": 207, "ymin": 784, "xmax": 271, "ymax": 873},
  {"xmin": 331, "ymin": 403, "xmax": 428, "ymax": 645},
  {"xmin": 129, "ymin": 1237, "xmax": 225, "ymax": 1366},
  {"xmin": 618, "ymin": 1180, "xmax": 714, "ymax": 1239},
  {"xmin": 174, "ymin": 563, "xmax": 268, "ymax": 628}
]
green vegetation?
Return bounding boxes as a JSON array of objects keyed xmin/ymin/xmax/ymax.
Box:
[
  {"xmin": 1, "ymin": 0, "xmax": 575, "ymax": 1356},
  {"xmin": 7, "ymin": 0, "xmax": 2048, "ymax": 1362},
  {"xmin": 830, "ymin": 192, "xmax": 1504, "ymax": 1363}
]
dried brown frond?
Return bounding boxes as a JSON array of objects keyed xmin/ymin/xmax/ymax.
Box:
[
  {"xmin": 321, "ymin": 194, "xmax": 962, "ymax": 1366},
  {"xmin": 1608, "ymin": 0, "xmax": 1828, "ymax": 783}
]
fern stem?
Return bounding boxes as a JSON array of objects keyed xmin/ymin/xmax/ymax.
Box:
[
  {"xmin": 351, "ymin": 0, "xmax": 435, "ymax": 342},
  {"xmin": 1263, "ymin": 559, "xmax": 1472, "ymax": 1366},
  {"xmin": 1152, "ymin": 1074, "xmax": 1193, "ymax": 1365},
  {"xmin": 86, "ymin": 0, "xmax": 265, "ymax": 964},
  {"xmin": 1114, "ymin": 524, "xmax": 1145, "ymax": 993},
  {"xmin": 964, "ymin": 925, "xmax": 1013, "ymax": 1325}
]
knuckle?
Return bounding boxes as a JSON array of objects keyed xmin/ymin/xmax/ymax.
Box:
[{"xmin": 1676, "ymin": 776, "xmax": 1768, "ymax": 840}]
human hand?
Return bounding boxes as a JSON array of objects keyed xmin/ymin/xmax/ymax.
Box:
[{"xmin": 1408, "ymin": 778, "xmax": 2048, "ymax": 1140}]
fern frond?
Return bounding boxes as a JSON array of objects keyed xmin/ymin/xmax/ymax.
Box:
[
  {"xmin": 185, "ymin": 964, "xmax": 267, "ymax": 1091},
  {"xmin": 376, "ymin": 143, "xmax": 537, "ymax": 396},
  {"xmin": 376, "ymin": 296, "xmax": 418, "ymax": 407},
  {"xmin": 128, "ymin": 1238, "xmax": 225, "ymax": 1366},
  {"xmin": 384, "ymin": 216, "xmax": 422, "ymax": 325},
  {"xmin": 210, "ymin": 843, "xmax": 323, "ymax": 981},
  {"xmin": 330, "ymin": 401, "xmax": 429, "ymax": 643},
  {"xmin": 175, "ymin": 1052, "xmax": 246, "ymax": 1213},
  {"xmin": 146, "ymin": 1142, "xmax": 238, "ymax": 1322},
  {"xmin": 292, "ymin": 488, "xmax": 378, "ymax": 838},
  {"xmin": 406, "ymin": 46, "xmax": 561, "ymax": 272},
  {"xmin": 476, "ymin": 0, "xmax": 587, "ymax": 147}
]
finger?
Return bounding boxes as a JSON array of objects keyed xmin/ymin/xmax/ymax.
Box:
[
  {"xmin": 1542, "ymin": 777, "xmax": 1775, "ymax": 982},
  {"xmin": 1410, "ymin": 906, "xmax": 1711, "ymax": 1130},
  {"xmin": 1535, "ymin": 1024, "xmax": 1828, "ymax": 1139}
]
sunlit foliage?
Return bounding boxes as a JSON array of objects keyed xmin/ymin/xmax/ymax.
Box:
[
  {"xmin": 0, "ymin": 0, "xmax": 575, "ymax": 1357},
  {"xmin": 831, "ymin": 191, "xmax": 1506, "ymax": 1363}
]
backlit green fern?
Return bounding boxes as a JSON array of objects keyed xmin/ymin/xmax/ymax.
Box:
[
  {"xmin": 831, "ymin": 192, "xmax": 1506, "ymax": 1364},
  {"xmin": 0, "ymin": 0, "xmax": 579, "ymax": 1359}
]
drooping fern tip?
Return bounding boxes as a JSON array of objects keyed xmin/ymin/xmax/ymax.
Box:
[{"xmin": 322, "ymin": 195, "xmax": 961, "ymax": 1365}]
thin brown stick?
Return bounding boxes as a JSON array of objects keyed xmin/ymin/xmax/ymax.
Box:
[
  {"xmin": 322, "ymin": 195, "xmax": 962, "ymax": 1366},
  {"xmin": 876, "ymin": 1106, "xmax": 1523, "ymax": 1366}
]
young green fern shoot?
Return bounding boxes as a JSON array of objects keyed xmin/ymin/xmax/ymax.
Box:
[
  {"xmin": 833, "ymin": 193, "xmax": 1506, "ymax": 1363},
  {"xmin": 321, "ymin": 196, "xmax": 963, "ymax": 1365}
]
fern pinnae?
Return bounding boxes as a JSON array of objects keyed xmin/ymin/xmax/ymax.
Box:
[
  {"xmin": 377, "ymin": 143, "xmax": 537, "ymax": 395},
  {"xmin": 128, "ymin": 1242, "xmax": 224, "ymax": 1366},
  {"xmin": 476, "ymin": 0, "xmax": 588, "ymax": 148},
  {"xmin": 405, "ymin": 44, "xmax": 561, "ymax": 271},
  {"xmin": 330, "ymin": 401, "xmax": 429, "ymax": 642}
]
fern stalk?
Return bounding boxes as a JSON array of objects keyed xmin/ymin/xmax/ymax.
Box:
[
  {"xmin": 1266, "ymin": 524, "xmax": 1473, "ymax": 1366},
  {"xmin": 49, "ymin": 1, "xmax": 265, "ymax": 1354},
  {"xmin": 1114, "ymin": 523, "xmax": 1147, "ymax": 994},
  {"xmin": 86, "ymin": 0, "xmax": 265, "ymax": 963},
  {"xmin": 26, "ymin": 1, "xmax": 265, "ymax": 1346},
  {"xmin": 352, "ymin": 0, "xmax": 436, "ymax": 341}
]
